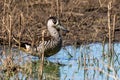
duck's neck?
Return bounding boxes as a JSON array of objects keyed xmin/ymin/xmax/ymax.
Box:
[{"xmin": 48, "ymin": 26, "xmax": 61, "ymax": 40}]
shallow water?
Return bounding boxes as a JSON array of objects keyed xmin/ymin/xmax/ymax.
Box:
[
  {"xmin": 0, "ymin": 43, "xmax": 120, "ymax": 80},
  {"xmin": 48, "ymin": 43, "xmax": 120, "ymax": 80}
]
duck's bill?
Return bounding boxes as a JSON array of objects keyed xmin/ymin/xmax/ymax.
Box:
[{"xmin": 57, "ymin": 25, "xmax": 69, "ymax": 32}]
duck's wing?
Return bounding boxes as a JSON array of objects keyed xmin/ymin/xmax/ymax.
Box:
[{"xmin": 13, "ymin": 35, "xmax": 53, "ymax": 51}]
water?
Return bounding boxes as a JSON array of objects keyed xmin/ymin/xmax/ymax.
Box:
[
  {"xmin": 0, "ymin": 43, "xmax": 120, "ymax": 80},
  {"xmin": 48, "ymin": 43, "xmax": 120, "ymax": 80}
]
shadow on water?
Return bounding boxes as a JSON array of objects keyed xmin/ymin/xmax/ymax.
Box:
[{"xmin": 0, "ymin": 43, "xmax": 120, "ymax": 80}]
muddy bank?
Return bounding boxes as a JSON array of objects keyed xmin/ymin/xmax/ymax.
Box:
[{"xmin": 0, "ymin": 0, "xmax": 120, "ymax": 46}]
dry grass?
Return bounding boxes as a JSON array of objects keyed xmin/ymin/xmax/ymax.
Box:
[{"xmin": 0, "ymin": 0, "xmax": 120, "ymax": 45}]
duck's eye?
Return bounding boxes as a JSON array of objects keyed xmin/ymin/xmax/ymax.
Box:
[{"xmin": 52, "ymin": 19, "xmax": 57, "ymax": 24}]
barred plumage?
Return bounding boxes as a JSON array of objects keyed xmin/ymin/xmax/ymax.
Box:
[{"xmin": 17, "ymin": 16, "xmax": 68, "ymax": 57}]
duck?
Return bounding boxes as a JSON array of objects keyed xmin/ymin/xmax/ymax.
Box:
[{"xmin": 15, "ymin": 16, "xmax": 69, "ymax": 57}]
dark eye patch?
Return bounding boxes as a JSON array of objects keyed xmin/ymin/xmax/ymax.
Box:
[
  {"xmin": 52, "ymin": 18, "xmax": 57, "ymax": 24},
  {"xmin": 48, "ymin": 16, "xmax": 57, "ymax": 24}
]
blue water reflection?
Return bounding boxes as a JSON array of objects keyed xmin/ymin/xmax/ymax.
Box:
[
  {"xmin": 1, "ymin": 43, "xmax": 120, "ymax": 80},
  {"xmin": 47, "ymin": 43, "xmax": 120, "ymax": 80}
]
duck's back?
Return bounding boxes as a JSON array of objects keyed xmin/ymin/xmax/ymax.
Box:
[{"xmin": 37, "ymin": 37, "xmax": 62, "ymax": 57}]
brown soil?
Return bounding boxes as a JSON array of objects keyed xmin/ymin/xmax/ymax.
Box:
[{"xmin": 0, "ymin": 0, "xmax": 120, "ymax": 46}]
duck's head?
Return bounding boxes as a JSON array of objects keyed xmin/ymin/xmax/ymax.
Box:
[{"xmin": 47, "ymin": 16, "xmax": 69, "ymax": 32}]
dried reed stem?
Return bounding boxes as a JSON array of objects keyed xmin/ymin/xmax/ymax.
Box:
[
  {"xmin": 111, "ymin": 15, "xmax": 116, "ymax": 56},
  {"xmin": 40, "ymin": 30, "xmax": 46, "ymax": 80},
  {"xmin": 98, "ymin": 0, "xmax": 102, "ymax": 7},
  {"xmin": 9, "ymin": 15, "xmax": 12, "ymax": 48},
  {"xmin": 112, "ymin": 15, "xmax": 116, "ymax": 41},
  {"xmin": 107, "ymin": 2, "xmax": 115, "ymax": 80},
  {"xmin": 107, "ymin": 2, "xmax": 112, "ymax": 54}
]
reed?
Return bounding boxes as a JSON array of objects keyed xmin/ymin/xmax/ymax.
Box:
[
  {"xmin": 107, "ymin": 1, "xmax": 112, "ymax": 56},
  {"xmin": 39, "ymin": 30, "xmax": 45, "ymax": 80}
]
